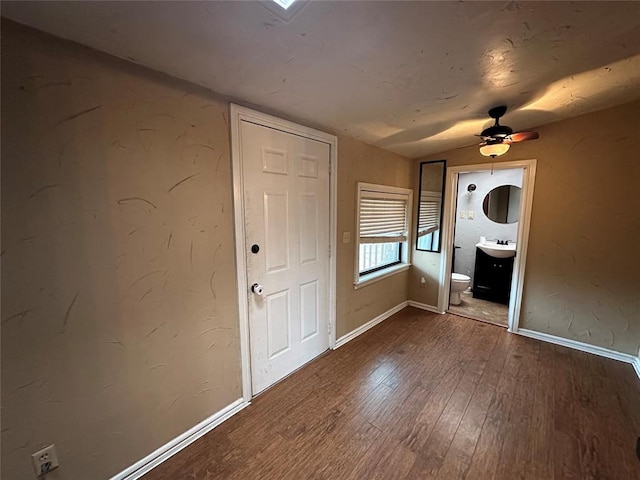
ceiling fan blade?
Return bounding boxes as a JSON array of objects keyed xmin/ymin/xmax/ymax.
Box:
[{"xmin": 505, "ymin": 131, "xmax": 539, "ymax": 143}]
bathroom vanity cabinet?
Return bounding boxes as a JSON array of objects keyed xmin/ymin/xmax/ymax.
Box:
[{"xmin": 473, "ymin": 248, "xmax": 514, "ymax": 304}]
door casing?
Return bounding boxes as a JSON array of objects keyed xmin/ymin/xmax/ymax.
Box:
[
  {"xmin": 438, "ymin": 159, "xmax": 537, "ymax": 332},
  {"xmin": 230, "ymin": 104, "xmax": 338, "ymax": 401}
]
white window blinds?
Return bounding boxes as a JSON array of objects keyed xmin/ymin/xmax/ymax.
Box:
[
  {"xmin": 417, "ymin": 191, "xmax": 441, "ymax": 238},
  {"xmin": 359, "ymin": 191, "xmax": 409, "ymax": 244}
]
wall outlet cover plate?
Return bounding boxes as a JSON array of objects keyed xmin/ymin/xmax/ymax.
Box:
[{"xmin": 31, "ymin": 444, "xmax": 59, "ymax": 476}]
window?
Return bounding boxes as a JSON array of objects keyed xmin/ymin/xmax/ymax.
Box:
[{"xmin": 355, "ymin": 183, "xmax": 412, "ymax": 287}]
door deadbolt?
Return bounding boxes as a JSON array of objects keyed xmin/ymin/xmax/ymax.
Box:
[{"xmin": 251, "ymin": 244, "xmax": 260, "ymax": 254}]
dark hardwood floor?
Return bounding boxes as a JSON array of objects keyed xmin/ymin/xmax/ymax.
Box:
[{"xmin": 143, "ymin": 307, "xmax": 640, "ymax": 479}]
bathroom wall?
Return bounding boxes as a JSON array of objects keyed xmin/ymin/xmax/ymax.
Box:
[
  {"xmin": 1, "ymin": 21, "xmax": 413, "ymax": 480},
  {"xmin": 410, "ymin": 99, "xmax": 640, "ymax": 356},
  {"xmin": 453, "ymin": 168, "xmax": 523, "ymax": 285}
]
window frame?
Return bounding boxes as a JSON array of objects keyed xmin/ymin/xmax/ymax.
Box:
[{"xmin": 354, "ymin": 182, "xmax": 413, "ymax": 289}]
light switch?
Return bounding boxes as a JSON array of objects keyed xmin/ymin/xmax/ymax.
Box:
[
  {"xmin": 459, "ymin": 211, "xmax": 466, "ymax": 219},
  {"xmin": 468, "ymin": 211, "xmax": 474, "ymax": 219},
  {"xmin": 342, "ymin": 232, "xmax": 351, "ymax": 243}
]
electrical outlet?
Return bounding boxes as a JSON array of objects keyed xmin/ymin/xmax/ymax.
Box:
[
  {"xmin": 342, "ymin": 231, "xmax": 351, "ymax": 243},
  {"xmin": 459, "ymin": 211, "xmax": 466, "ymax": 219},
  {"xmin": 31, "ymin": 444, "xmax": 59, "ymax": 477},
  {"xmin": 468, "ymin": 210, "xmax": 474, "ymax": 220}
]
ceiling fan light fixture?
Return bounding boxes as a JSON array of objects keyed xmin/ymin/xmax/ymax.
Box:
[{"xmin": 479, "ymin": 143, "xmax": 510, "ymax": 158}]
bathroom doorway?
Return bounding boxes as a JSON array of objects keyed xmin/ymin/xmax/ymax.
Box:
[
  {"xmin": 448, "ymin": 168, "xmax": 523, "ymax": 327},
  {"xmin": 437, "ymin": 160, "xmax": 537, "ymax": 332}
]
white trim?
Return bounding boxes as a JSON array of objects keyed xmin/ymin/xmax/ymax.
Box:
[
  {"xmin": 516, "ymin": 328, "xmax": 639, "ymax": 366},
  {"xmin": 507, "ymin": 161, "xmax": 536, "ymax": 332},
  {"xmin": 407, "ymin": 300, "xmax": 444, "ymax": 314},
  {"xmin": 439, "ymin": 159, "xmax": 537, "ymax": 333},
  {"xmin": 438, "ymin": 169, "xmax": 457, "ymax": 312},
  {"xmin": 229, "ymin": 104, "xmax": 338, "ymax": 400},
  {"xmin": 329, "ymin": 131, "xmax": 338, "ymax": 350},
  {"xmin": 633, "ymin": 356, "xmax": 640, "ymax": 380},
  {"xmin": 334, "ymin": 301, "xmax": 408, "ymax": 349},
  {"xmin": 354, "ymin": 263, "xmax": 410, "ymax": 290},
  {"xmin": 271, "ymin": 0, "xmax": 298, "ymax": 10},
  {"xmin": 230, "ymin": 106, "xmax": 252, "ymax": 403},
  {"xmin": 110, "ymin": 399, "xmax": 248, "ymax": 480}
]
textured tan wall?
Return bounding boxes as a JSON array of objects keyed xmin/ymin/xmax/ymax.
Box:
[
  {"xmin": 1, "ymin": 21, "xmax": 416, "ymax": 479},
  {"xmin": 410, "ymin": 101, "xmax": 640, "ymax": 355},
  {"xmin": 335, "ymin": 136, "xmax": 412, "ymax": 339},
  {"xmin": 1, "ymin": 21, "xmax": 242, "ymax": 479}
]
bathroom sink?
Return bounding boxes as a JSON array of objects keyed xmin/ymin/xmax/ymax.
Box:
[{"xmin": 476, "ymin": 242, "xmax": 516, "ymax": 258}]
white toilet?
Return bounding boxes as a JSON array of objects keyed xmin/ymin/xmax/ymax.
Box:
[{"xmin": 450, "ymin": 273, "xmax": 471, "ymax": 305}]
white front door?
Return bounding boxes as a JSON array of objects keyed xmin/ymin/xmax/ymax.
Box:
[{"xmin": 240, "ymin": 120, "xmax": 330, "ymax": 395}]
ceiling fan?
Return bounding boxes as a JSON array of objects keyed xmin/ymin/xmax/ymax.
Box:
[{"xmin": 477, "ymin": 106, "xmax": 539, "ymax": 157}]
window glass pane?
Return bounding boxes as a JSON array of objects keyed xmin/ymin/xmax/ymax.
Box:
[
  {"xmin": 417, "ymin": 229, "xmax": 439, "ymax": 251},
  {"xmin": 359, "ymin": 242, "xmax": 401, "ymax": 275}
]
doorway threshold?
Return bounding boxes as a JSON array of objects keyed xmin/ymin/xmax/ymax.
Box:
[{"xmin": 447, "ymin": 309, "xmax": 507, "ymax": 328}]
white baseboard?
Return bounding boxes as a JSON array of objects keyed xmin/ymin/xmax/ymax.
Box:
[
  {"xmin": 334, "ymin": 301, "xmax": 408, "ymax": 349},
  {"xmin": 633, "ymin": 356, "xmax": 640, "ymax": 380},
  {"xmin": 407, "ymin": 300, "xmax": 444, "ymax": 314},
  {"xmin": 111, "ymin": 398, "xmax": 248, "ymax": 480},
  {"xmin": 516, "ymin": 328, "xmax": 640, "ymax": 379}
]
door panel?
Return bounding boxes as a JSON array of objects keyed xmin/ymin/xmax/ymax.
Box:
[
  {"xmin": 241, "ymin": 120, "xmax": 330, "ymax": 394},
  {"xmin": 264, "ymin": 191, "xmax": 289, "ymax": 272},
  {"xmin": 298, "ymin": 154, "xmax": 319, "ymax": 178},
  {"xmin": 300, "ymin": 280, "xmax": 319, "ymax": 341},
  {"xmin": 299, "ymin": 193, "xmax": 318, "ymax": 264},
  {"xmin": 266, "ymin": 289, "xmax": 291, "ymax": 358},
  {"xmin": 262, "ymin": 147, "xmax": 288, "ymax": 174}
]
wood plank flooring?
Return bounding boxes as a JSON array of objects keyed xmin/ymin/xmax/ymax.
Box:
[
  {"xmin": 143, "ymin": 308, "xmax": 640, "ymax": 479},
  {"xmin": 447, "ymin": 291, "xmax": 508, "ymax": 327}
]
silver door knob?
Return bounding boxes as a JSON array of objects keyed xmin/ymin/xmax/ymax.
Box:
[{"xmin": 251, "ymin": 283, "xmax": 264, "ymax": 296}]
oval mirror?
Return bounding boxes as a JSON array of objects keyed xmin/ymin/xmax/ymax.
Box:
[{"xmin": 482, "ymin": 185, "xmax": 521, "ymax": 224}]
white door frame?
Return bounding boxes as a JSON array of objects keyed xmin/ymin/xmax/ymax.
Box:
[
  {"xmin": 438, "ymin": 159, "xmax": 537, "ymax": 332},
  {"xmin": 230, "ymin": 104, "xmax": 338, "ymax": 402}
]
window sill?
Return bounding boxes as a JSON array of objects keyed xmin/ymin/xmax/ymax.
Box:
[{"xmin": 354, "ymin": 263, "xmax": 411, "ymax": 290}]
